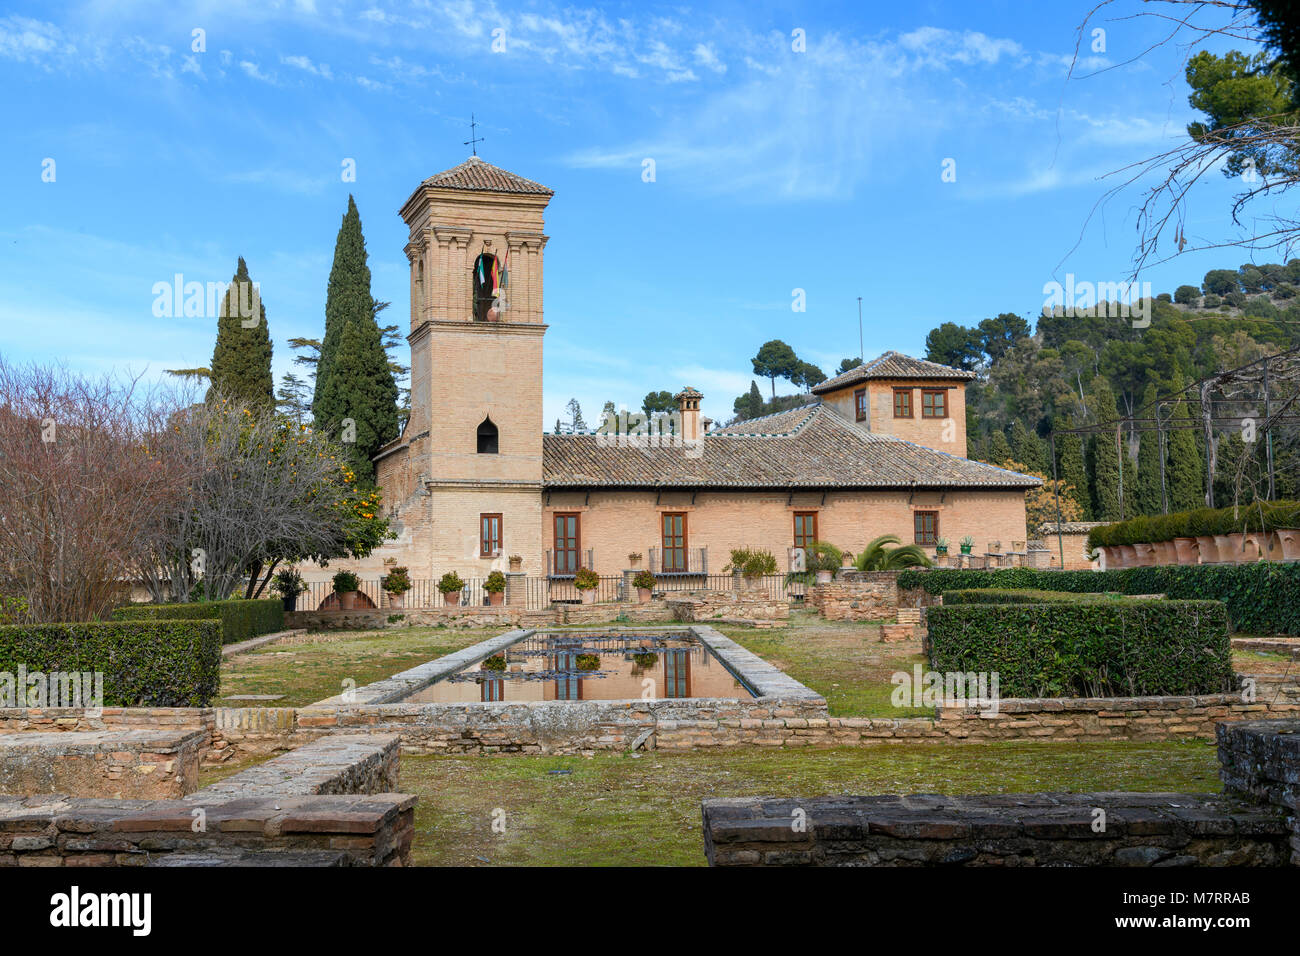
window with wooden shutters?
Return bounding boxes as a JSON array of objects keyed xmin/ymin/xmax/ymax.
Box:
[
  {"xmin": 854, "ymin": 388, "xmax": 867, "ymax": 422},
  {"xmin": 662, "ymin": 513, "xmax": 687, "ymax": 572},
  {"xmin": 913, "ymin": 510, "xmax": 939, "ymax": 545},
  {"xmin": 553, "ymin": 514, "xmax": 580, "ymax": 574},
  {"xmin": 793, "ymin": 512, "xmax": 818, "ymax": 551},
  {"xmin": 893, "ymin": 388, "xmax": 913, "ymax": 418},
  {"xmin": 480, "ymin": 513, "xmax": 502, "ymax": 557},
  {"xmin": 922, "ymin": 389, "xmax": 947, "ymax": 418}
]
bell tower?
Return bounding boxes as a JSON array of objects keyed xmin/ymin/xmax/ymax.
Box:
[{"xmin": 395, "ymin": 156, "xmax": 552, "ymax": 576}]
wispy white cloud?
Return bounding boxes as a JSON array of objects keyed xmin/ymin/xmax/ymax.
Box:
[{"xmin": 281, "ymin": 53, "xmax": 331, "ymax": 78}]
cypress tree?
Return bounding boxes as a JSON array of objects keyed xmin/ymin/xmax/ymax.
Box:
[
  {"xmin": 312, "ymin": 196, "xmax": 398, "ymax": 484},
  {"xmin": 1055, "ymin": 412, "xmax": 1090, "ymax": 519},
  {"xmin": 1167, "ymin": 371, "xmax": 1204, "ymax": 510},
  {"xmin": 985, "ymin": 429, "xmax": 1013, "ymax": 465},
  {"xmin": 1010, "ymin": 420, "xmax": 1047, "ymax": 473},
  {"xmin": 208, "ymin": 257, "xmax": 273, "ymax": 409},
  {"xmin": 1135, "ymin": 383, "xmax": 1163, "ymax": 514},
  {"xmin": 1087, "ymin": 376, "xmax": 1123, "ymax": 521}
]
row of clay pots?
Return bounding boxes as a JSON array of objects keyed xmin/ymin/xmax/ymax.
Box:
[{"xmin": 1099, "ymin": 528, "xmax": 1300, "ymax": 568}]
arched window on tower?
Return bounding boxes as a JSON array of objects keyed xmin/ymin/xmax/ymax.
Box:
[
  {"xmin": 472, "ymin": 253, "xmax": 498, "ymax": 322},
  {"xmin": 477, "ymin": 416, "xmax": 499, "ymax": 454},
  {"xmin": 415, "ymin": 259, "xmax": 424, "ymax": 308}
]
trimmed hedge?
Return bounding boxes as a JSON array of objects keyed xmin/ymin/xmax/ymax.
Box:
[
  {"xmin": 1086, "ymin": 500, "xmax": 1300, "ymax": 549},
  {"xmin": 897, "ymin": 564, "xmax": 1300, "ymax": 634},
  {"xmin": 927, "ymin": 600, "xmax": 1233, "ymax": 698},
  {"xmin": 0, "ymin": 620, "xmax": 221, "ymax": 706},
  {"xmin": 941, "ymin": 588, "xmax": 1127, "ymax": 605},
  {"xmin": 112, "ymin": 598, "xmax": 284, "ymax": 646}
]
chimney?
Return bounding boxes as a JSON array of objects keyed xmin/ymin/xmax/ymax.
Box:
[{"xmin": 675, "ymin": 387, "xmax": 703, "ymax": 442}]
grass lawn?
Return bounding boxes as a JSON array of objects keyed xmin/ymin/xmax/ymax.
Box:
[
  {"xmin": 219, "ymin": 627, "xmax": 488, "ymax": 708},
  {"xmin": 719, "ymin": 611, "xmax": 930, "ymax": 717},
  {"xmin": 402, "ymin": 740, "xmax": 1221, "ymax": 866}
]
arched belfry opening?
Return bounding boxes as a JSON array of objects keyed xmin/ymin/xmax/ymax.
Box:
[
  {"xmin": 476, "ymin": 416, "xmax": 499, "ymax": 454},
  {"xmin": 472, "ymin": 253, "xmax": 499, "ymax": 322}
]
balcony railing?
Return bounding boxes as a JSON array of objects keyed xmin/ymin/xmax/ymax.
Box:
[
  {"xmin": 545, "ymin": 548, "xmax": 594, "ymax": 577},
  {"xmin": 647, "ymin": 546, "xmax": 708, "ymax": 575}
]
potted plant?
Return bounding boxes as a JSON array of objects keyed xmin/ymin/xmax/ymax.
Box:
[
  {"xmin": 332, "ymin": 569, "xmax": 360, "ymax": 610},
  {"xmin": 726, "ymin": 547, "xmax": 778, "ymax": 590},
  {"xmin": 438, "ymin": 571, "xmax": 465, "ymax": 606},
  {"xmin": 631, "ymin": 651, "xmax": 658, "ymax": 674},
  {"xmin": 508, "ymin": 554, "xmax": 523, "ymax": 572},
  {"xmin": 1268, "ymin": 501, "xmax": 1300, "ymax": 560},
  {"xmin": 628, "ymin": 552, "xmax": 643, "ymax": 569},
  {"xmin": 632, "ymin": 569, "xmax": 656, "ymax": 603},
  {"xmin": 574, "ymin": 567, "xmax": 601, "ymax": 604},
  {"xmin": 481, "ymin": 653, "xmax": 506, "ymax": 671},
  {"xmin": 575, "ymin": 653, "xmax": 600, "ymax": 672},
  {"xmin": 807, "ymin": 541, "xmax": 843, "ymax": 584},
  {"xmin": 380, "ymin": 566, "xmax": 412, "ymax": 609},
  {"xmin": 959, "ymin": 535, "xmax": 974, "ymax": 555},
  {"xmin": 271, "ymin": 568, "xmax": 307, "ymax": 612},
  {"xmin": 484, "ymin": 570, "xmax": 507, "ymax": 606},
  {"xmin": 1186, "ymin": 508, "xmax": 1223, "ymax": 564}
]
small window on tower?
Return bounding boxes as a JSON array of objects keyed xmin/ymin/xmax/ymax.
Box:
[
  {"xmin": 473, "ymin": 253, "xmax": 499, "ymax": 322},
  {"xmin": 477, "ymin": 417, "xmax": 499, "ymax": 454}
]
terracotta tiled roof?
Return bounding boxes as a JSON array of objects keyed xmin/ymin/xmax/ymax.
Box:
[
  {"xmin": 710, "ymin": 404, "xmax": 819, "ymax": 436},
  {"xmin": 812, "ymin": 351, "xmax": 976, "ymax": 394},
  {"xmin": 543, "ymin": 404, "xmax": 1040, "ymax": 490},
  {"xmin": 422, "ymin": 156, "xmax": 553, "ymax": 195}
]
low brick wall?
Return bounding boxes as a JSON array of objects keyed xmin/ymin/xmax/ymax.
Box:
[
  {"xmin": 0, "ymin": 792, "xmax": 415, "ymax": 867},
  {"xmin": 702, "ymin": 792, "xmax": 1290, "ymax": 866},
  {"xmin": 287, "ymin": 601, "xmax": 678, "ymax": 631},
  {"xmin": 809, "ymin": 573, "xmax": 899, "ymax": 621},
  {"xmin": 190, "ymin": 735, "xmax": 399, "ymax": 801},
  {"xmin": 0, "ymin": 730, "xmax": 205, "ymax": 799},
  {"xmin": 666, "ymin": 589, "xmax": 789, "ymax": 626},
  {"xmin": 1218, "ymin": 718, "xmax": 1300, "ymax": 863}
]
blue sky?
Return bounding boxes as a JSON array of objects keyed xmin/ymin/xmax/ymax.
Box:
[{"xmin": 0, "ymin": 0, "xmax": 1261, "ymax": 426}]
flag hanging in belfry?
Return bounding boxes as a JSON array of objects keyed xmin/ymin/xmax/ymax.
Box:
[
  {"xmin": 477, "ymin": 256, "xmax": 487, "ymax": 285},
  {"xmin": 491, "ymin": 254, "xmax": 500, "ymax": 290},
  {"xmin": 499, "ymin": 246, "xmax": 509, "ymax": 289}
]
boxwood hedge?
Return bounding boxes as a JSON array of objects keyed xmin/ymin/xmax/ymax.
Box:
[
  {"xmin": 897, "ymin": 563, "xmax": 1300, "ymax": 634},
  {"xmin": 941, "ymin": 588, "xmax": 1128, "ymax": 605},
  {"xmin": 926, "ymin": 600, "xmax": 1233, "ymax": 698},
  {"xmin": 112, "ymin": 598, "xmax": 284, "ymax": 646},
  {"xmin": 0, "ymin": 619, "xmax": 221, "ymax": 706}
]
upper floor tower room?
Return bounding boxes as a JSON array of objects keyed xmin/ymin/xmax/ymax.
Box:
[
  {"xmin": 812, "ymin": 351, "xmax": 975, "ymax": 458},
  {"xmin": 398, "ymin": 156, "xmax": 553, "ymax": 331}
]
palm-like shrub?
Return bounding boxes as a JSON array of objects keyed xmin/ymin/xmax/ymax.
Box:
[
  {"xmin": 853, "ymin": 534, "xmax": 933, "ymax": 571},
  {"xmin": 786, "ymin": 541, "xmax": 842, "ymax": 586}
]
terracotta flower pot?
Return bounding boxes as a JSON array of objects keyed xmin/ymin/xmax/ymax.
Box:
[
  {"xmin": 580, "ymin": 589, "xmax": 596, "ymax": 605},
  {"xmin": 487, "ymin": 590, "xmax": 504, "ymax": 607},
  {"xmin": 1277, "ymin": 529, "xmax": 1300, "ymax": 561},
  {"xmin": 1153, "ymin": 541, "xmax": 1177, "ymax": 566},
  {"xmin": 443, "ymin": 590, "xmax": 461, "ymax": 607},
  {"xmin": 1212, "ymin": 534, "xmax": 1235, "ymax": 563},
  {"xmin": 1173, "ymin": 537, "xmax": 1199, "ymax": 565},
  {"xmin": 1223, "ymin": 533, "xmax": 1246, "ymax": 563},
  {"xmin": 338, "ymin": 590, "xmax": 357, "ymax": 610},
  {"xmin": 1195, "ymin": 536, "xmax": 1220, "ymax": 564},
  {"xmin": 1133, "ymin": 543, "xmax": 1157, "ymax": 567},
  {"xmin": 637, "ymin": 587, "xmax": 652, "ymax": 603},
  {"xmin": 1243, "ymin": 532, "xmax": 1271, "ymax": 563},
  {"xmin": 1116, "ymin": 545, "xmax": 1136, "ymax": 568},
  {"xmin": 386, "ymin": 592, "xmax": 405, "ymax": 610}
]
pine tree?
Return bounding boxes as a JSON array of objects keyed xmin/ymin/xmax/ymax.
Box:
[
  {"xmin": 1087, "ymin": 376, "xmax": 1123, "ymax": 521},
  {"xmin": 1135, "ymin": 383, "xmax": 1163, "ymax": 514},
  {"xmin": 985, "ymin": 429, "xmax": 1013, "ymax": 465},
  {"xmin": 1167, "ymin": 372, "xmax": 1204, "ymax": 510},
  {"xmin": 207, "ymin": 257, "xmax": 273, "ymax": 409},
  {"xmin": 276, "ymin": 372, "xmax": 311, "ymax": 425},
  {"xmin": 1055, "ymin": 413, "xmax": 1090, "ymax": 519},
  {"xmin": 312, "ymin": 196, "xmax": 398, "ymax": 484}
]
